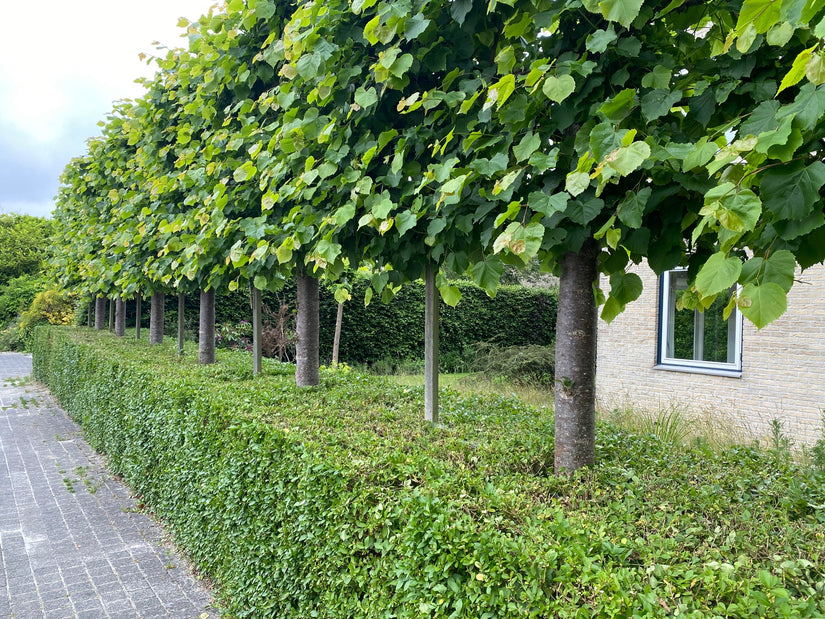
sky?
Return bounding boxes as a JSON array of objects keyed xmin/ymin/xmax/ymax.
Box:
[{"xmin": 0, "ymin": 0, "xmax": 215, "ymax": 219}]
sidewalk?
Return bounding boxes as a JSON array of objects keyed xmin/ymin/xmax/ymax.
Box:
[{"xmin": 0, "ymin": 352, "xmax": 216, "ymax": 618}]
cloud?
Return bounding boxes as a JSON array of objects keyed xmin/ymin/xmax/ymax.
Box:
[{"xmin": 0, "ymin": 0, "xmax": 212, "ymax": 218}]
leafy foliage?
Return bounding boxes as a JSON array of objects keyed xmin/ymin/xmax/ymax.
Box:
[
  {"xmin": 0, "ymin": 274, "xmax": 45, "ymax": 327},
  {"xmin": 33, "ymin": 327, "xmax": 825, "ymax": 617},
  {"xmin": 0, "ymin": 214, "xmax": 53, "ymax": 287}
]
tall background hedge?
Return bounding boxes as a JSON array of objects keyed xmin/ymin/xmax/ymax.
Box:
[{"xmin": 122, "ymin": 281, "xmax": 558, "ymax": 365}]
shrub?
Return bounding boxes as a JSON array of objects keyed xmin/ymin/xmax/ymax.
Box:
[
  {"xmin": 0, "ymin": 273, "xmax": 44, "ymax": 326},
  {"xmin": 0, "ymin": 289, "xmax": 75, "ymax": 351},
  {"xmin": 32, "ymin": 326, "xmax": 825, "ymax": 618},
  {"xmin": 216, "ymin": 321, "xmax": 252, "ymax": 351},
  {"xmin": 471, "ymin": 342, "xmax": 556, "ymax": 386}
]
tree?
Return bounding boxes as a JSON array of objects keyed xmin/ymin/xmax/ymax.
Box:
[
  {"xmin": 51, "ymin": 0, "xmax": 825, "ymax": 474},
  {"xmin": 0, "ymin": 214, "xmax": 53, "ymax": 287}
]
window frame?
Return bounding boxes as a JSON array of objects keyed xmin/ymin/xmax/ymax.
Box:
[{"xmin": 655, "ymin": 269, "xmax": 743, "ymax": 377}]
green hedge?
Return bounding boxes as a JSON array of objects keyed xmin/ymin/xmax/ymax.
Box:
[
  {"xmin": 33, "ymin": 327, "xmax": 825, "ymax": 618},
  {"xmin": 154, "ymin": 281, "xmax": 558, "ymax": 365}
]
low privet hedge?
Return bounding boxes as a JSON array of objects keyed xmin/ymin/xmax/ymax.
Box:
[{"xmin": 34, "ymin": 327, "xmax": 825, "ymax": 618}]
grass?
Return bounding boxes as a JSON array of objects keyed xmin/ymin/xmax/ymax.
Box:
[{"xmin": 387, "ymin": 372, "xmax": 555, "ymax": 409}]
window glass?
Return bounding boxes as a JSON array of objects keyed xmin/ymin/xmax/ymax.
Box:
[{"xmin": 659, "ymin": 269, "xmax": 742, "ymax": 372}]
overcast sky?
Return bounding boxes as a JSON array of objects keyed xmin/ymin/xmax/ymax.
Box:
[{"xmin": 0, "ymin": 0, "xmax": 214, "ymax": 219}]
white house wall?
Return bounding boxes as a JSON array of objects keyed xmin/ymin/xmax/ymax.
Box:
[{"xmin": 596, "ymin": 262, "xmax": 825, "ymax": 446}]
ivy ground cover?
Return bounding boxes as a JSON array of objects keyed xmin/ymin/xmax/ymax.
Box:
[{"xmin": 33, "ymin": 327, "xmax": 825, "ymax": 617}]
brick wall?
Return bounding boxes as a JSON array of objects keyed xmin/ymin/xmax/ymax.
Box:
[{"xmin": 596, "ymin": 262, "xmax": 825, "ymax": 446}]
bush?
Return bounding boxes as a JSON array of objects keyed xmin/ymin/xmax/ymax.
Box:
[
  {"xmin": 0, "ymin": 289, "xmax": 75, "ymax": 351},
  {"xmin": 471, "ymin": 342, "xmax": 556, "ymax": 386},
  {"xmin": 32, "ymin": 327, "xmax": 825, "ymax": 618},
  {"xmin": 0, "ymin": 273, "xmax": 44, "ymax": 326}
]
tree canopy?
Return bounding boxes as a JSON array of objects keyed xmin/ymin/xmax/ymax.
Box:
[
  {"xmin": 52, "ymin": 0, "xmax": 825, "ymax": 469},
  {"xmin": 0, "ymin": 213, "xmax": 54, "ymax": 287}
]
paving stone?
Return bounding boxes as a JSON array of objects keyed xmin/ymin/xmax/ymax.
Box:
[{"xmin": 0, "ymin": 353, "xmax": 215, "ymax": 618}]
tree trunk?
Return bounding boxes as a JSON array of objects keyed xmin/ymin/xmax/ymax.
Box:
[
  {"xmin": 149, "ymin": 291, "xmax": 164, "ymax": 345},
  {"xmin": 295, "ymin": 266, "xmax": 320, "ymax": 386},
  {"xmin": 252, "ymin": 286, "xmax": 263, "ymax": 375},
  {"xmin": 199, "ymin": 288, "xmax": 216, "ymax": 364},
  {"xmin": 87, "ymin": 302, "xmax": 93, "ymax": 328},
  {"xmin": 554, "ymin": 238, "xmax": 600, "ymax": 474},
  {"xmin": 94, "ymin": 297, "xmax": 106, "ymax": 330},
  {"xmin": 424, "ymin": 264, "xmax": 440, "ymax": 424},
  {"xmin": 331, "ymin": 301, "xmax": 344, "ymax": 367},
  {"xmin": 134, "ymin": 292, "xmax": 142, "ymax": 341},
  {"xmin": 114, "ymin": 296, "xmax": 126, "ymax": 337},
  {"xmin": 108, "ymin": 298, "xmax": 114, "ymax": 331},
  {"xmin": 177, "ymin": 292, "xmax": 185, "ymax": 356}
]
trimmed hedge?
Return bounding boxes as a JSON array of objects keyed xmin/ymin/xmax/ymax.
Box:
[
  {"xmin": 150, "ymin": 281, "xmax": 557, "ymax": 364},
  {"xmin": 34, "ymin": 327, "xmax": 825, "ymax": 618}
]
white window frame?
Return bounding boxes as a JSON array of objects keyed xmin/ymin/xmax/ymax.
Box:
[{"xmin": 655, "ymin": 269, "xmax": 743, "ymax": 377}]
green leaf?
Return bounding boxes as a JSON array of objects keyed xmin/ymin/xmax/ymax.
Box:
[
  {"xmin": 439, "ymin": 284, "xmax": 461, "ymax": 307},
  {"xmin": 767, "ymin": 21, "xmax": 795, "ymax": 46},
  {"xmin": 598, "ymin": 0, "xmax": 644, "ymax": 27},
  {"xmin": 276, "ymin": 245, "xmax": 293, "ymax": 264},
  {"xmin": 528, "ymin": 191, "xmax": 569, "ymax": 217},
  {"xmin": 528, "ymin": 149, "xmax": 559, "ymax": 171},
  {"xmin": 641, "ymin": 89, "xmax": 682, "ymax": 121},
  {"xmin": 806, "ymin": 53, "xmax": 825, "ymax": 85},
  {"xmin": 233, "ymin": 161, "xmax": 257, "ymax": 183},
  {"xmin": 335, "ymin": 204, "xmax": 356, "ymax": 226},
  {"xmin": 683, "ymin": 138, "xmax": 719, "ymax": 171},
  {"xmin": 565, "ymin": 197, "xmax": 604, "ymax": 225},
  {"xmin": 738, "ymin": 282, "xmax": 788, "ymax": 329},
  {"xmin": 641, "ymin": 65, "xmax": 672, "ymax": 89},
  {"xmin": 739, "ymin": 100, "xmax": 780, "ymax": 136},
  {"xmin": 604, "ymin": 142, "xmax": 650, "ymax": 176},
  {"xmin": 471, "ymin": 257, "xmax": 504, "ymax": 295},
  {"xmin": 471, "ymin": 152, "xmax": 510, "ymax": 176},
  {"xmin": 253, "ymin": 274, "xmax": 268, "ymax": 290},
  {"xmin": 513, "ymin": 132, "xmax": 541, "ymax": 163},
  {"xmin": 450, "ymin": 0, "xmax": 472, "ymax": 25},
  {"xmin": 354, "ymin": 87, "xmax": 378, "ymax": 108},
  {"xmin": 542, "ymin": 75, "xmax": 576, "ymax": 103},
  {"xmin": 390, "ymin": 53, "xmax": 414, "ymax": 78},
  {"xmin": 565, "ymin": 171, "xmax": 591, "ymax": 196},
  {"xmin": 486, "ymin": 74, "xmax": 516, "ymax": 109},
  {"xmin": 586, "ymin": 26, "xmax": 617, "ymax": 53},
  {"xmin": 617, "ymin": 187, "xmax": 651, "ymax": 228},
  {"xmin": 405, "ymin": 13, "xmax": 431, "ymax": 40},
  {"xmin": 740, "ymin": 250, "xmax": 796, "ymax": 291},
  {"xmin": 736, "ymin": 0, "xmax": 782, "ymax": 33},
  {"xmin": 589, "ymin": 122, "xmax": 625, "ymax": 161},
  {"xmin": 777, "ymin": 46, "xmax": 815, "ymax": 95},
  {"xmin": 738, "ymin": 23, "xmax": 758, "ymax": 53},
  {"xmin": 695, "ymin": 253, "xmax": 742, "ymax": 296},
  {"xmin": 760, "ymin": 161, "xmax": 825, "ymax": 220},
  {"xmin": 395, "ymin": 211, "xmax": 417, "ymax": 236},
  {"xmin": 256, "ymin": 0, "xmax": 276, "ymax": 19},
  {"xmin": 296, "ymin": 53, "xmax": 321, "ymax": 79},
  {"xmin": 334, "ymin": 287, "xmax": 351, "ymax": 304},
  {"xmin": 601, "ymin": 271, "xmax": 643, "ymax": 322},
  {"xmin": 598, "ymin": 88, "xmax": 637, "ymax": 122}
]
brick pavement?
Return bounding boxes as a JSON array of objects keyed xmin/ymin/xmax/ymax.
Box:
[{"xmin": 0, "ymin": 353, "xmax": 216, "ymax": 618}]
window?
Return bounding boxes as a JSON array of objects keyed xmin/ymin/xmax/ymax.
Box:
[{"xmin": 656, "ymin": 269, "xmax": 742, "ymax": 376}]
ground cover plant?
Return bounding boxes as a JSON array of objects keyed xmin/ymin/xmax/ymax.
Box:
[{"xmin": 33, "ymin": 326, "xmax": 825, "ymax": 617}]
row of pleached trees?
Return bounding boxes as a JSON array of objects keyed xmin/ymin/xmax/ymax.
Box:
[{"xmin": 53, "ymin": 0, "xmax": 825, "ymax": 472}]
